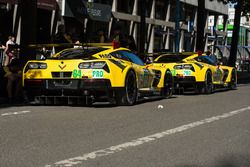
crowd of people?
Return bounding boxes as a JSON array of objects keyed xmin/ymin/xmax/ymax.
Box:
[{"xmin": 53, "ymin": 24, "xmax": 138, "ymax": 53}]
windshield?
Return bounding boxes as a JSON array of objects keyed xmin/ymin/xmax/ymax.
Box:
[
  {"xmin": 154, "ymin": 54, "xmax": 192, "ymax": 63},
  {"xmin": 50, "ymin": 48, "xmax": 107, "ymax": 60}
]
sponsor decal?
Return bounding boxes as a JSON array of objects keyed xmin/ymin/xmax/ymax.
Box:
[
  {"xmin": 171, "ymin": 69, "xmax": 176, "ymax": 76},
  {"xmin": 72, "ymin": 69, "xmax": 82, "ymax": 78},
  {"xmin": 92, "ymin": 70, "xmax": 104, "ymax": 78},
  {"xmin": 183, "ymin": 70, "xmax": 191, "ymax": 76},
  {"xmin": 99, "ymin": 54, "xmax": 112, "ymax": 58}
]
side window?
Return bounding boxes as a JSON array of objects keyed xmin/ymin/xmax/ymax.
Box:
[
  {"xmin": 205, "ymin": 56, "xmax": 217, "ymax": 65},
  {"xmin": 195, "ymin": 56, "xmax": 215, "ymax": 66},
  {"xmin": 110, "ymin": 51, "xmax": 131, "ymax": 62},
  {"xmin": 119, "ymin": 51, "xmax": 144, "ymax": 66}
]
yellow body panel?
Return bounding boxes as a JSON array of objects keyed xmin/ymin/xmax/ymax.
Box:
[
  {"xmin": 153, "ymin": 53, "xmax": 236, "ymax": 85},
  {"xmin": 23, "ymin": 47, "xmax": 168, "ymax": 91}
]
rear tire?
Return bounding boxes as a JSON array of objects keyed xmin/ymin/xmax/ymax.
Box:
[
  {"xmin": 116, "ymin": 70, "xmax": 137, "ymax": 105},
  {"xmin": 197, "ymin": 71, "xmax": 213, "ymax": 94},
  {"xmin": 229, "ymin": 69, "xmax": 237, "ymax": 90},
  {"xmin": 161, "ymin": 70, "xmax": 173, "ymax": 98}
]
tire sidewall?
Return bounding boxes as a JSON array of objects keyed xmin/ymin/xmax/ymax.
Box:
[
  {"xmin": 162, "ymin": 70, "xmax": 173, "ymax": 98},
  {"xmin": 229, "ymin": 69, "xmax": 237, "ymax": 89},
  {"xmin": 124, "ymin": 70, "xmax": 137, "ymax": 105},
  {"xmin": 204, "ymin": 71, "xmax": 213, "ymax": 94}
]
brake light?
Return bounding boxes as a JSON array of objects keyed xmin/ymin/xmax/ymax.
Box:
[
  {"xmin": 78, "ymin": 61, "xmax": 110, "ymax": 73},
  {"xmin": 79, "ymin": 61, "xmax": 106, "ymax": 69},
  {"xmin": 25, "ymin": 62, "xmax": 47, "ymax": 72},
  {"xmin": 174, "ymin": 64, "xmax": 195, "ymax": 72},
  {"xmin": 28, "ymin": 62, "xmax": 47, "ymax": 69}
]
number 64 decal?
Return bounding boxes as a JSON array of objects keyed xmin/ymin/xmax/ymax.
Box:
[{"xmin": 72, "ymin": 69, "xmax": 82, "ymax": 78}]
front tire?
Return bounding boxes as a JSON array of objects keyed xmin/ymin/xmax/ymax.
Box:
[{"xmin": 116, "ymin": 70, "xmax": 137, "ymax": 105}]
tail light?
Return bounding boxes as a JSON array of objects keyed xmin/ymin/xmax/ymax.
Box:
[
  {"xmin": 25, "ymin": 62, "xmax": 47, "ymax": 72},
  {"xmin": 78, "ymin": 61, "xmax": 110, "ymax": 73},
  {"xmin": 28, "ymin": 62, "xmax": 47, "ymax": 69},
  {"xmin": 174, "ymin": 64, "xmax": 195, "ymax": 72}
]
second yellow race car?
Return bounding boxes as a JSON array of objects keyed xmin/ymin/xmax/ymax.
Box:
[
  {"xmin": 23, "ymin": 44, "xmax": 173, "ymax": 105},
  {"xmin": 152, "ymin": 52, "xmax": 237, "ymax": 94}
]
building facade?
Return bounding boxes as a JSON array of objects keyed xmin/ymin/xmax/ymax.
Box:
[{"xmin": 0, "ymin": 0, "xmax": 229, "ymax": 53}]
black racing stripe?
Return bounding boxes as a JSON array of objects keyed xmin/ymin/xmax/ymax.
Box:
[{"xmin": 108, "ymin": 59, "xmax": 126, "ymax": 71}]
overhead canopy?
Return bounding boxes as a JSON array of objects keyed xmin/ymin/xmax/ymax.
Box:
[
  {"xmin": 37, "ymin": 0, "xmax": 57, "ymax": 10},
  {"xmin": 63, "ymin": 0, "xmax": 111, "ymax": 22},
  {"xmin": 0, "ymin": 0, "xmax": 57, "ymax": 10},
  {"xmin": 0, "ymin": 0, "xmax": 17, "ymax": 4}
]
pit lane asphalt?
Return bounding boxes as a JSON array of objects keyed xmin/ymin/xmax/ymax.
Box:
[{"xmin": 0, "ymin": 84, "xmax": 249, "ymax": 167}]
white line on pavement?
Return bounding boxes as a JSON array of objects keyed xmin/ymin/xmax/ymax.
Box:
[
  {"xmin": 1, "ymin": 110, "xmax": 31, "ymax": 117},
  {"xmin": 45, "ymin": 106, "xmax": 250, "ymax": 167}
]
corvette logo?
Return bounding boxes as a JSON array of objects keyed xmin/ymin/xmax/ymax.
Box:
[{"xmin": 59, "ymin": 65, "xmax": 66, "ymax": 70}]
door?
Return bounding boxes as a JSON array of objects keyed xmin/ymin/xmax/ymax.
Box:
[{"xmin": 117, "ymin": 50, "xmax": 154, "ymax": 88}]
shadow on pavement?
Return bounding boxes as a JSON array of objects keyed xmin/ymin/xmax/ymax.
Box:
[{"xmin": 0, "ymin": 96, "xmax": 178, "ymax": 109}]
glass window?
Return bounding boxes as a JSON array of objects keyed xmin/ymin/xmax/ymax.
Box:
[
  {"xmin": 155, "ymin": 0, "xmax": 169, "ymax": 20},
  {"xmin": 155, "ymin": 54, "xmax": 191, "ymax": 63},
  {"xmin": 121, "ymin": 51, "xmax": 144, "ymax": 66},
  {"xmin": 194, "ymin": 56, "xmax": 216, "ymax": 66},
  {"xmin": 138, "ymin": 0, "xmax": 153, "ymax": 17},
  {"xmin": 117, "ymin": 0, "xmax": 134, "ymax": 14},
  {"xmin": 111, "ymin": 51, "xmax": 146, "ymax": 66},
  {"xmin": 110, "ymin": 51, "xmax": 131, "ymax": 62},
  {"xmin": 53, "ymin": 48, "xmax": 107, "ymax": 59}
]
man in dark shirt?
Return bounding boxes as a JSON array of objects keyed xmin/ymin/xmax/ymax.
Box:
[{"xmin": 3, "ymin": 58, "xmax": 23, "ymax": 103}]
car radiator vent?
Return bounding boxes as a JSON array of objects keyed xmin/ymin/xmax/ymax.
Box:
[{"xmin": 52, "ymin": 72, "xmax": 72, "ymax": 78}]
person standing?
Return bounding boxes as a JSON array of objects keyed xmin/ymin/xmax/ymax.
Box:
[
  {"xmin": 3, "ymin": 58, "xmax": 23, "ymax": 103},
  {"xmin": 206, "ymin": 50, "xmax": 217, "ymax": 64},
  {"xmin": 127, "ymin": 35, "xmax": 137, "ymax": 53},
  {"xmin": 4, "ymin": 35, "xmax": 16, "ymax": 66},
  {"xmin": 97, "ymin": 30, "xmax": 106, "ymax": 43},
  {"xmin": 54, "ymin": 24, "xmax": 72, "ymax": 52}
]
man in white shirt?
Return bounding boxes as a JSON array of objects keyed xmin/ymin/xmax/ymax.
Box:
[{"xmin": 4, "ymin": 36, "xmax": 16, "ymax": 66}]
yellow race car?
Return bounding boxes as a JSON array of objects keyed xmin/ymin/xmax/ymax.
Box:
[
  {"xmin": 152, "ymin": 52, "xmax": 237, "ymax": 94},
  {"xmin": 23, "ymin": 45, "xmax": 173, "ymax": 105}
]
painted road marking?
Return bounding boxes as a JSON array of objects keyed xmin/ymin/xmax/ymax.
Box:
[
  {"xmin": 1, "ymin": 110, "xmax": 31, "ymax": 117},
  {"xmin": 45, "ymin": 106, "xmax": 250, "ymax": 167}
]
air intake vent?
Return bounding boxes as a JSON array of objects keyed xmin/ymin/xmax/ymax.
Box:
[{"xmin": 52, "ymin": 72, "xmax": 72, "ymax": 78}]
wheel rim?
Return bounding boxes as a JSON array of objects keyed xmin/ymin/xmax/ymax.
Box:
[{"xmin": 126, "ymin": 72, "xmax": 136, "ymax": 104}]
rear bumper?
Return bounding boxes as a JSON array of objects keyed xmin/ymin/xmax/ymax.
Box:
[
  {"xmin": 24, "ymin": 79, "xmax": 113, "ymax": 99},
  {"xmin": 173, "ymin": 76, "xmax": 196, "ymax": 88}
]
